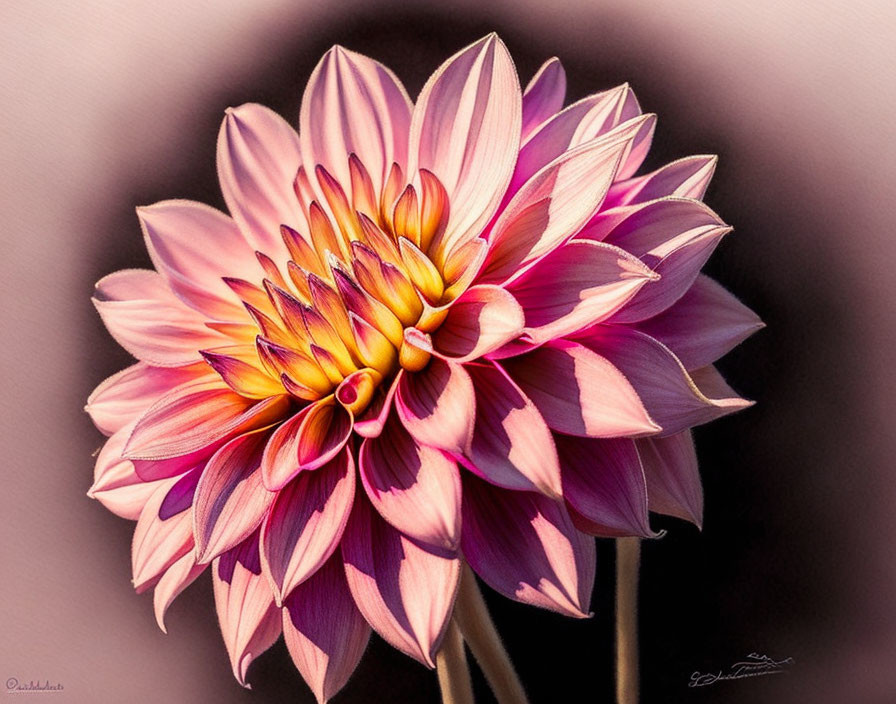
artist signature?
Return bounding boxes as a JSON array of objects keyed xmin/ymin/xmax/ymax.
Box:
[{"xmin": 689, "ymin": 653, "xmax": 794, "ymax": 687}]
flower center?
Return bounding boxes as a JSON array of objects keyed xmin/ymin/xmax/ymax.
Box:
[{"xmin": 215, "ymin": 156, "xmax": 472, "ymax": 416}]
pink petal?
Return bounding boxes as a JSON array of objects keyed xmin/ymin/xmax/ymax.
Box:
[
  {"xmin": 513, "ymin": 87, "xmax": 645, "ymax": 192},
  {"xmin": 462, "ymin": 362, "xmax": 562, "ymax": 497},
  {"xmin": 482, "ymin": 129, "xmax": 637, "ymax": 285},
  {"xmin": 93, "ymin": 270, "xmax": 225, "ymax": 367},
  {"xmin": 636, "ymin": 431, "xmax": 703, "ymax": 527},
  {"xmin": 632, "ymin": 275, "xmax": 764, "ymax": 369},
  {"xmin": 131, "ymin": 471, "xmax": 199, "ymax": 592},
  {"xmin": 506, "ymin": 240, "xmax": 657, "ymax": 345},
  {"xmin": 260, "ymin": 407, "xmax": 306, "ymax": 491},
  {"xmin": 521, "ymin": 57, "xmax": 566, "ymax": 140},
  {"xmin": 575, "ymin": 326, "xmax": 753, "ymax": 435},
  {"xmin": 395, "ymin": 358, "xmax": 474, "ymax": 454},
  {"xmin": 501, "ymin": 339, "xmax": 659, "ymax": 437},
  {"xmin": 461, "ymin": 472, "xmax": 594, "ymax": 617},
  {"xmin": 299, "ymin": 46, "xmax": 412, "ymax": 195},
  {"xmin": 88, "ymin": 421, "xmax": 163, "ymax": 520},
  {"xmin": 605, "ymin": 154, "xmax": 718, "ymax": 208},
  {"xmin": 124, "ymin": 378, "xmax": 288, "ymax": 460},
  {"xmin": 86, "ymin": 362, "xmax": 210, "ymax": 436},
  {"xmin": 342, "ymin": 495, "xmax": 460, "ymax": 667},
  {"xmin": 138, "ymin": 200, "xmax": 257, "ymax": 319},
  {"xmin": 428, "ymin": 285, "xmax": 524, "ymax": 361},
  {"xmin": 359, "ymin": 413, "xmax": 461, "ymax": 551},
  {"xmin": 213, "ymin": 532, "xmax": 282, "ymax": 688},
  {"xmin": 153, "ymin": 552, "xmax": 207, "ymax": 633},
  {"xmin": 193, "ymin": 428, "xmax": 277, "ymax": 564},
  {"xmin": 260, "ymin": 450, "xmax": 355, "ymax": 605},
  {"xmin": 296, "ymin": 397, "xmax": 353, "ymax": 471},
  {"xmin": 409, "ymin": 34, "xmax": 521, "ymax": 258},
  {"xmin": 354, "ymin": 373, "xmax": 401, "ymax": 438},
  {"xmin": 554, "ymin": 435, "xmax": 656, "ymax": 537},
  {"xmin": 132, "ymin": 447, "xmax": 213, "ymax": 483},
  {"xmin": 582, "ymin": 197, "xmax": 731, "ymax": 323},
  {"xmin": 282, "ymin": 554, "xmax": 371, "ymax": 704},
  {"xmin": 217, "ymin": 103, "xmax": 304, "ymax": 258}
]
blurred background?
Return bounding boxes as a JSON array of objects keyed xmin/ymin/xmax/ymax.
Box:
[{"xmin": 2, "ymin": 1, "xmax": 895, "ymax": 702}]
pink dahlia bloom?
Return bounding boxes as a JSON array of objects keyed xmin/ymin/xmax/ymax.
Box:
[{"xmin": 87, "ymin": 34, "xmax": 761, "ymax": 701}]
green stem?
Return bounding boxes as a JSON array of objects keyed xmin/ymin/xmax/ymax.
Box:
[
  {"xmin": 436, "ymin": 618, "xmax": 474, "ymax": 704},
  {"xmin": 616, "ymin": 537, "xmax": 641, "ymax": 704},
  {"xmin": 453, "ymin": 564, "xmax": 529, "ymax": 704}
]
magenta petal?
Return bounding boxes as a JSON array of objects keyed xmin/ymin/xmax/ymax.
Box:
[
  {"xmin": 131, "ymin": 472, "xmax": 198, "ymax": 592},
  {"xmin": 283, "ymin": 554, "xmax": 371, "ymax": 704},
  {"xmin": 502, "ymin": 340, "xmax": 659, "ymax": 437},
  {"xmin": 462, "ymin": 363, "xmax": 562, "ymax": 497},
  {"xmin": 632, "ymin": 275, "xmax": 764, "ymax": 369},
  {"xmin": 300, "ymin": 46, "xmax": 411, "ymax": 195},
  {"xmin": 410, "ymin": 34, "xmax": 521, "ymax": 257},
  {"xmin": 521, "ymin": 57, "xmax": 566, "ymax": 140},
  {"xmin": 124, "ymin": 379, "xmax": 289, "ymax": 461},
  {"xmin": 213, "ymin": 533, "xmax": 282, "ymax": 688},
  {"xmin": 461, "ymin": 472, "xmax": 594, "ymax": 617},
  {"xmin": 86, "ymin": 362, "xmax": 209, "ymax": 436},
  {"xmin": 360, "ymin": 413, "xmax": 461, "ymax": 551},
  {"xmin": 193, "ymin": 428, "xmax": 276, "ymax": 564},
  {"xmin": 153, "ymin": 552, "xmax": 207, "ymax": 633},
  {"xmin": 576, "ymin": 326, "xmax": 753, "ymax": 435},
  {"xmin": 636, "ymin": 431, "xmax": 703, "ymax": 527},
  {"xmin": 605, "ymin": 154, "xmax": 718, "ymax": 207},
  {"xmin": 89, "ymin": 422, "xmax": 163, "ymax": 520},
  {"xmin": 506, "ymin": 240, "xmax": 657, "ymax": 345},
  {"xmin": 261, "ymin": 450, "xmax": 355, "ymax": 604},
  {"xmin": 396, "ymin": 358, "xmax": 474, "ymax": 454},
  {"xmin": 138, "ymin": 200, "xmax": 256, "ymax": 318},
  {"xmin": 554, "ymin": 435, "xmax": 656, "ymax": 537},
  {"xmin": 93, "ymin": 270, "xmax": 225, "ymax": 367},
  {"xmin": 217, "ymin": 103, "xmax": 304, "ymax": 258},
  {"xmin": 430, "ymin": 285, "xmax": 524, "ymax": 361},
  {"xmin": 342, "ymin": 496, "xmax": 460, "ymax": 667}
]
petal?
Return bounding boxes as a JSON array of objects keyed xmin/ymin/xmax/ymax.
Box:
[
  {"xmin": 124, "ymin": 378, "xmax": 288, "ymax": 460},
  {"xmin": 88, "ymin": 421, "xmax": 162, "ymax": 520},
  {"xmin": 554, "ymin": 435, "xmax": 656, "ymax": 537},
  {"xmin": 506, "ymin": 240, "xmax": 657, "ymax": 345},
  {"xmin": 153, "ymin": 552, "xmax": 207, "ymax": 633},
  {"xmin": 428, "ymin": 285, "xmax": 524, "ymax": 362},
  {"xmin": 461, "ymin": 472, "xmax": 594, "ymax": 617},
  {"xmin": 283, "ymin": 555, "xmax": 371, "ymax": 704},
  {"xmin": 501, "ymin": 339, "xmax": 659, "ymax": 437},
  {"xmin": 132, "ymin": 471, "xmax": 199, "ymax": 592},
  {"xmin": 636, "ymin": 431, "xmax": 703, "ymax": 527},
  {"xmin": 482, "ymin": 128, "xmax": 639, "ymax": 285},
  {"xmin": 354, "ymin": 372, "xmax": 401, "ymax": 438},
  {"xmin": 260, "ymin": 406, "xmax": 307, "ymax": 491},
  {"xmin": 582, "ymin": 197, "xmax": 731, "ymax": 323},
  {"xmin": 521, "ymin": 57, "xmax": 566, "ymax": 140},
  {"xmin": 631, "ymin": 275, "xmax": 764, "ymax": 369},
  {"xmin": 193, "ymin": 428, "xmax": 277, "ymax": 563},
  {"xmin": 605, "ymin": 154, "xmax": 718, "ymax": 208},
  {"xmin": 409, "ymin": 34, "xmax": 521, "ymax": 258},
  {"xmin": 395, "ymin": 358, "xmax": 474, "ymax": 454},
  {"xmin": 514, "ymin": 87, "xmax": 646, "ymax": 192},
  {"xmin": 86, "ymin": 362, "xmax": 210, "ymax": 436},
  {"xmin": 462, "ymin": 362, "xmax": 562, "ymax": 497},
  {"xmin": 575, "ymin": 326, "xmax": 753, "ymax": 435},
  {"xmin": 217, "ymin": 103, "xmax": 304, "ymax": 257},
  {"xmin": 342, "ymin": 495, "xmax": 460, "ymax": 667},
  {"xmin": 299, "ymin": 46, "xmax": 412, "ymax": 195},
  {"xmin": 138, "ymin": 200, "xmax": 257, "ymax": 318},
  {"xmin": 93, "ymin": 270, "xmax": 225, "ymax": 367},
  {"xmin": 213, "ymin": 533, "xmax": 282, "ymax": 688},
  {"xmin": 359, "ymin": 413, "xmax": 462, "ymax": 551},
  {"xmin": 200, "ymin": 346, "xmax": 284, "ymax": 399},
  {"xmin": 260, "ymin": 449, "xmax": 355, "ymax": 604}
]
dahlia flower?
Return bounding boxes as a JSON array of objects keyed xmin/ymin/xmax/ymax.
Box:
[{"xmin": 87, "ymin": 34, "xmax": 760, "ymax": 702}]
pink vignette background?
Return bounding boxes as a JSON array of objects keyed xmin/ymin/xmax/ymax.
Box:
[{"xmin": 1, "ymin": 1, "xmax": 894, "ymax": 703}]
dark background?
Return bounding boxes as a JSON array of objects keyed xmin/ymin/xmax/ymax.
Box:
[{"xmin": 3, "ymin": 2, "xmax": 893, "ymax": 703}]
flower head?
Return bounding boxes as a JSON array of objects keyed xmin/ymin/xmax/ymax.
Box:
[{"xmin": 87, "ymin": 34, "xmax": 761, "ymax": 701}]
